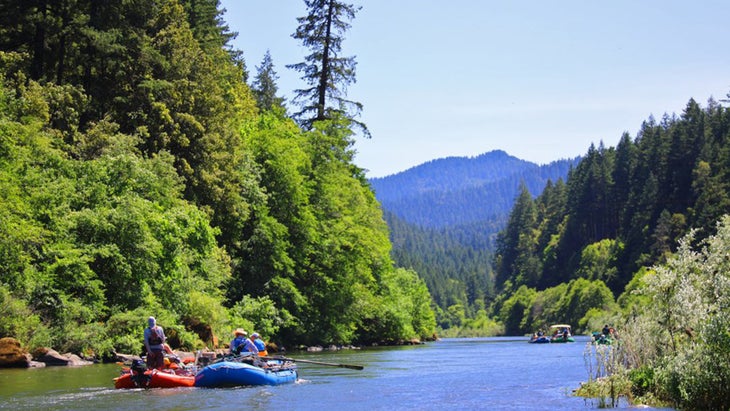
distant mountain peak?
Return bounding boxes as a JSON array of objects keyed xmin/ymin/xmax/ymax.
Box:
[
  {"xmin": 370, "ymin": 151, "xmax": 580, "ymax": 228},
  {"xmin": 370, "ymin": 150, "xmax": 540, "ymax": 201},
  {"xmin": 376, "ymin": 150, "xmax": 529, "ymax": 181}
]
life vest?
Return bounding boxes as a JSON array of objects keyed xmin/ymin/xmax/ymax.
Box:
[
  {"xmin": 148, "ymin": 326, "xmax": 163, "ymax": 346},
  {"xmin": 253, "ymin": 339, "xmax": 266, "ymax": 352}
]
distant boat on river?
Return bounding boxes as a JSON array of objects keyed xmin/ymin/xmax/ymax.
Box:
[{"xmin": 549, "ymin": 324, "xmax": 575, "ymax": 343}]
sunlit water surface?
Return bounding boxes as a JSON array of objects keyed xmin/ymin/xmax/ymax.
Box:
[{"xmin": 0, "ymin": 337, "xmax": 672, "ymax": 410}]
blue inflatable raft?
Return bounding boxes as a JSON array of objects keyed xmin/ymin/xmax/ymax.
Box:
[{"xmin": 194, "ymin": 359, "xmax": 297, "ymax": 388}]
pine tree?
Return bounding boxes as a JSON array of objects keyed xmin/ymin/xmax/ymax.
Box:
[
  {"xmin": 287, "ymin": 0, "xmax": 369, "ymax": 137},
  {"xmin": 180, "ymin": 0, "xmax": 239, "ymax": 57},
  {"xmin": 495, "ymin": 182, "xmax": 538, "ymax": 289},
  {"xmin": 252, "ymin": 50, "xmax": 286, "ymax": 114}
]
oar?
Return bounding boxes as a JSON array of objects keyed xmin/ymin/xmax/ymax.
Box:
[
  {"xmin": 264, "ymin": 356, "xmax": 364, "ymax": 370},
  {"xmin": 210, "ymin": 352, "xmax": 255, "ymax": 364}
]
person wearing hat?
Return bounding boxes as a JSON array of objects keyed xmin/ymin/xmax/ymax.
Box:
[
  {"xmin": 144, "ymin": 316, "xmax": 167, "ymax": 369},
  {"xmin": 250, "ymin": 333, "xmax": 268, "ymax": 356},
  {"xmin": 230, "ymin": 328, "xmax": 258, "ymax": 355}
]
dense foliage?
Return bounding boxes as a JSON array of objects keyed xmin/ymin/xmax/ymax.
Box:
[
  {"xmin": 385, "ymin": 211, "xmax": 497, "ymax": 333},
  {"xmin": 0, "ymin": 0, "xmax": 436, "ymax": 358},
  {"xmin": 628, "ymin": 219, "xmax": 730, "ymax": 409},
  {"xmin": 490, "ymin": 95, "xmax": 730, "ymax": 407},
  {"xmin": 578, "ymin": 217, "xmax": 730, "ymax": 409},
  {"xmin": 371, "ymin": 151, "xmax": 577, "ymax": 334},
  {"xmin": 493, "ymin": 97, "xmax": 730, "ymax": 332}
]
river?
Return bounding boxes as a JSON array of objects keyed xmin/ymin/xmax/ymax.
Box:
[{"xmin": 0, "ymin": 337, "xmax": 671, "ymax": 410}]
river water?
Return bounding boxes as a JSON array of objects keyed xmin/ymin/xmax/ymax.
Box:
[{"xmin": 0, "ymin": 337, "xmax": 670, "ymax": 410}]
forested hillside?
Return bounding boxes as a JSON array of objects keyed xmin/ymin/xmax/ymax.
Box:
[
  {"xmin": 0, "ymin": 0, "xmax": 436, "ymax": 358},
  {"xmin": 371, "ymin": 151, "xmax": 578, "ymax": 333},
  {"xmin": 493, "ymin": 97, "xmax": 730, "ymax": 334},
  {"xmin": 483, "ymin": 97, "xmax": 730, "ymax": 409},
  {"xmin": 385, "ymin": 211, "xmax": 497, "ymax": 331},
  {"xmin": 371, "ymin": 150, "xmax": 579, "ymax": 227}
]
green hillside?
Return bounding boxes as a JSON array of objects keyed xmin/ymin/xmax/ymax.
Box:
[
  {"xmin": 371, "ymin": 152, "xmax": 577, "ymax": 332},
  {"xmin": 493, "ymin": 98, "xmax": 730, "ymax": 409},
  {"xmin": 0, "ymin": 0, "xmax": 435, "ymax": 357}
]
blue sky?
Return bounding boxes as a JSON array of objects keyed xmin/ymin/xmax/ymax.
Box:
[{"xmin": 220, "ymin": 1, "xmax": 730, "ymax": 177}]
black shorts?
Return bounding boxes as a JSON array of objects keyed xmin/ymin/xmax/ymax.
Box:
[{"xmin": 147, "ymin": 349, "xmax": 165, "ymax": 370}]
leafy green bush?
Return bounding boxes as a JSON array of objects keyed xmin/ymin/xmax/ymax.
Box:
[
  {"xmin": 627, "ymin": 365, "xmax": 655, "ymax": 397},
  {"xmin": 105, "ymin": 309, "xmax": 150, "ymax": 355},
  {"xmin": 58, "ymin": 322, "xmax": 113, "ymax": 359},
  {"xmin": 574, "ymin": 373, "xmax": 632, "ymax": 409},
  {"xmin": 618, "ymin": 216, "xmax": 730, "ymax": 410},
  {"xmin": 499, "ymin": 285, "xmax": 536, "ymax": 335},
  {"xmin": 229, "ymin": 295, "xmax": 283, "ymax": 341},
  {"xmin": 0, "ymin": 287, "xmax": 50, "ymax": 349}
]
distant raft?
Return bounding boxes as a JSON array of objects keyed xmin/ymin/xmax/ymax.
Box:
[
  {"xmin": 194, "ymin": 358, "xmax": 297, "ymax": 388},
  {"xmin": 549, "ymin": 324, "xmax": 575, "ymax": 343},
  {"xmin": 591, "ymin": 331, "xmax": 614, "ymax": 345}
]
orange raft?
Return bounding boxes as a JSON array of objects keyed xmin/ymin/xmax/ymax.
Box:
[{"xmin": 114, "ymin": 359, "xmax": 196, "ymax": 389}]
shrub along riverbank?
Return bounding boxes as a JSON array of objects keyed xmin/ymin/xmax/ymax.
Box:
[{"xmin": 575, "ymin": 216, "xmax": 730, "ymax": 410}]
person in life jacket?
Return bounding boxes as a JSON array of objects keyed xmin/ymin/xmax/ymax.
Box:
[
  {"xmin": 230, "ymin": 328, "xmax": 258, "ymax": 355},
  {"xmin": 250, "ymin": 333, "xmax": 268, "ymax": 356},
  {"xmin": 144, "ymin": 316, "xmax": 167, "ymax": 370}
]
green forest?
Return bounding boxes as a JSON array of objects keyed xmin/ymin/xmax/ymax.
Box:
[
  {"xmin": 371, "ymin": 152, "xmax": 578, "ymax": 335},
  {"xmin": 491, "ymin": 98, "xmax": 730, "ymax": 409},
  {"xmin": 2, "ymin": 1, "xmax": 730, "ymax": 407},
  {"xmin": 492, "ymin": 98, "xmax": 730, "ymax": 331},
  {"xmin": 0, "ymin": 0, "xmax": 435, "ymax": 358}
]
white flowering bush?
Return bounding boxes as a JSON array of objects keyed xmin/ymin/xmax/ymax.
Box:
[
  {"xmin": 631, "ymin": 215, "xmax": 730, "ymax": 410},
  {"xmin": 578, "ymin": 216, "xmax": 730, "ymax": 409}
]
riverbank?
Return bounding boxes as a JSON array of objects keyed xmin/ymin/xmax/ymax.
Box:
[
  {"xmin": 1, "ymin": 333, "xmax": 431, "ymax": 370},
  {"xmin": 0, "ymin": 338, "xmax": 94, "ymax": 368}
]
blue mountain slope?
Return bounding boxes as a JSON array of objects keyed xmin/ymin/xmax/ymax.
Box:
[{"xmin": 370, "ymin": 150, "xmax": 580, "ymax": 229}]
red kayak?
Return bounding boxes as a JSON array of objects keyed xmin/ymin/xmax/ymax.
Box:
[{"xmin": 114, "ymin": 360, "xmax": 195, "ymax": 389}]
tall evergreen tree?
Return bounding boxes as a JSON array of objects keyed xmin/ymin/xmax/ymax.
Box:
[
  {"xmin": 0, "ymin": 0, "xmax": 87, "ymax": 84},
  {"xmin": 495, "ymin": 182, "xmax": 538, "ymax": 289},
  {"xmin": 287, "ymin": 0, "xmax": 369, "ymax": 137},
  {"xmin": 181, "ymin": 0, "xmax": 236, "ymax": 52},
  {"xmin": 611, "ymin": 132, "xmax": 637, "ymax": 229},
  {"xmin": 252, "ymin": 50, "xmax": 286, "ymax": 114},
  {"xmin": 534, "ymin": 178, "xmax": 568, "ymax": 289}
]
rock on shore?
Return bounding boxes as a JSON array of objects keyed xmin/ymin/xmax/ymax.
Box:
[
  {"xmin": 0, "ymin": 338, "xmax": 95, "ymax": 368},
  {"xmin": 0, "ymin": 338, "xmax": 43, "ymax": 368},
  {"xmin": 32, "ymin": 347, "xmax": 93, "ymax": 366}
]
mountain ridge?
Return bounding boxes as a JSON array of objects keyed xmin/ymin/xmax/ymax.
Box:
[{"xmin": 370, "ymin": 150, "xmax": 580, "ymax": 228}]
